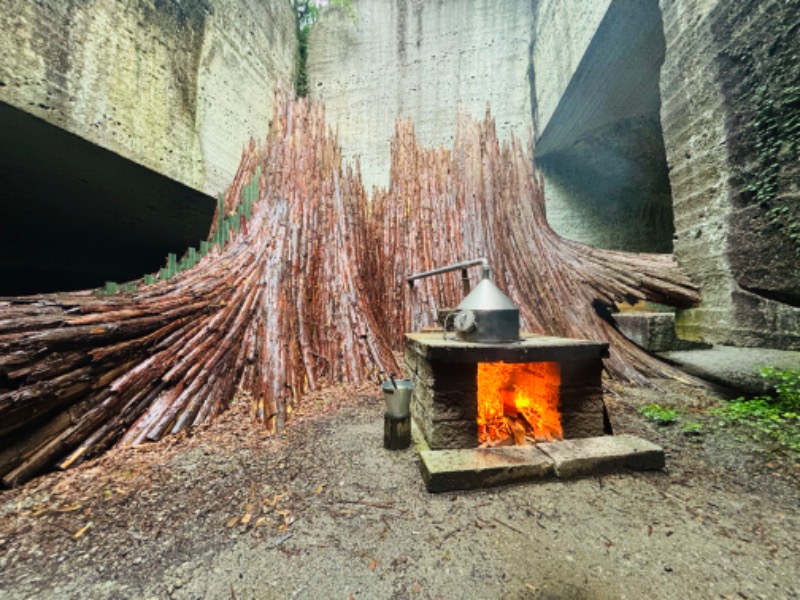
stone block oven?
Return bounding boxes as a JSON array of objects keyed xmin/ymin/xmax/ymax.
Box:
[
  {"xmin": 404, "ymin": 258, "xmax": 663, "ymax": 492},
  {"xmin": 404, "ymin": 332, "xmax": 611, "ymax": 450}
]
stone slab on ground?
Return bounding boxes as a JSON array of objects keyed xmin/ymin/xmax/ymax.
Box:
[
  {"xmin": 419, "ymin": 446, "xmax": 554, "ymax": 493},
  {"xmin": 537, "ymin": 434, "xmax": 665, "ymax": 479},
  {"xmin": 419, "ymin": 434, "xmax": 664, "ymax": 492},
  {"xmin": 659, "ymin": 345, "xmax": 800, "ymax": 395}
]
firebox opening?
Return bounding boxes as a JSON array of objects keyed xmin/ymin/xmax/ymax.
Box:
[{"xmin": 477, "ymin": 361, "xmax": 561, "ymax": 446}]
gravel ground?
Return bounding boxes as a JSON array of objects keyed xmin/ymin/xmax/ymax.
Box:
[{"xmin": 1, "ymin": 380, "xmax": 798, "ymax": 600}]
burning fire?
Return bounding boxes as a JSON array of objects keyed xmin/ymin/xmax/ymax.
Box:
[{"xmin": 477, "ymin": 361, "xmax": 562, "ymax": 445}]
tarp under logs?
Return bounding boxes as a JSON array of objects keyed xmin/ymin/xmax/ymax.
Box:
[{"xmin": 0, "ymin": 91, "xmax": 701, "ymax": 486}]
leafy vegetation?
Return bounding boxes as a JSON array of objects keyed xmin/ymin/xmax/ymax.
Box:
[
  {"xmin": 680, "ymin": 421, "xmax": 704, "ymax": 436},
  {"xmin": 292, "ymin": 0, "xmax": 356, "ymax": 96},
  {"xmin": 638, "ymin": 403, "xmax": 679, "ymax": 425},
  {"xmin": 711, "ymin": 368, "xmax": 800, "ymax": 455},
  {"xmin": 717, "ymin": 10, "xmax": 800, "ymax": 256}
]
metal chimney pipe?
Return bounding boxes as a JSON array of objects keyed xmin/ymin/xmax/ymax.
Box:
[{"xmin": 406, "ymin": 257, "xmax": 491, "ymax": 285}]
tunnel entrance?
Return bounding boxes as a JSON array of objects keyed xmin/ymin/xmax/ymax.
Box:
[
  {"xmin": 0, "ymin": 102, "xmax": 215, "ymax": 296},
  {"xmin": 534, "ymin": 0, "xmax": 674, "ymax": 253}
]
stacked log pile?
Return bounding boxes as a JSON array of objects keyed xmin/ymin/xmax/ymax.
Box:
[
  {"xmin": 371, "ymin": 111, "xmax": 701, "ymax": 382},
  {"xmin": 0, "ymin": 92, "xmax": 700, "ymax": 486}
]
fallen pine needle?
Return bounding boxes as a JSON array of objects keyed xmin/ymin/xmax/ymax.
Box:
[
  {"xmin": 492, "ymin": 517, "xmax": 526, "ymax": 537},
  {"xmin": 73, "ymin": 522, "xmax": 92, "ymax": 539}
]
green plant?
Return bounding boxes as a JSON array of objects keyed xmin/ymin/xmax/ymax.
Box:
[
  {"xmin": 292, "ymin": 0, "xmax": 356, "ymax": 97},
  {"xmin": 711, "ymin": 368, "xmax": 800, "ymax": 455},
  {"xmin": 681, "ymin": 421, "xmax": 704, "ymax": 436},
  {"xmin": 719, "ymin": 20, "xmax": 800, "ymax": 256},
  {"xmin": 638, "ymin": 403, "xmax": 679, "ymax": 425}
]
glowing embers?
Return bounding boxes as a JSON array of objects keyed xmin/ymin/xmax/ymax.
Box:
[{"xmin": 477, "ymin": 362, "xmax": 562, "ymax": 445}]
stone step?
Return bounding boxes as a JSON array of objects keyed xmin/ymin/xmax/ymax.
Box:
[
  {"xmin": 614, "ymin": 312, "xmax": 709, "ymax": 352},
  {"xmin": 419, "ymin": 434, "xmax": 664, "ymax": 493}
]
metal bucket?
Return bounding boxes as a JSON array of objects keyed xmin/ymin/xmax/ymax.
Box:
[{"xmin": 382, "ymin": 379, "xmax": 413, "ymax": 418}]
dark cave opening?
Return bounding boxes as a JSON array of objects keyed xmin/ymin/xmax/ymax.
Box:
[{"xmin": 0, "ymin": 102, "xmax": 215, "ymax": 296}]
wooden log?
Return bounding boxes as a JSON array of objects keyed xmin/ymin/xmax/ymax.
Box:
[{"xmin": 384, "ymin": 414, "xmax": 411, "ymax": 451}]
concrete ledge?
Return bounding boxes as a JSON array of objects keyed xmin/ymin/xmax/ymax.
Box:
[
  {"xmin": 659, "ymin": 346, "xmax": 800, "ymax": 395},
  {"xmin": 419, "ymin": 435, "xmax": 664, "ymax": 492},
  {"xmin": 537, "ymin": 434, "xmax": 665, "ymax": 479},
  {"xmin": 405, "ymin": 332, "xmax": 609, "ymax": 364}
]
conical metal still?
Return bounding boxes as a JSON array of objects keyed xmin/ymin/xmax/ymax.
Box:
[
  {"xmin": 454, "ymin": 275, "xmax": 520, "ymax": 342},
  {"xmin": 406, "ymin": 258, "xmax": 521, "ymax": 344}
]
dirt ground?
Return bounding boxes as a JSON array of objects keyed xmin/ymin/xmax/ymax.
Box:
[{"xmin": 1, "ymin": 380, "xmax": 798, "ymax": 600}]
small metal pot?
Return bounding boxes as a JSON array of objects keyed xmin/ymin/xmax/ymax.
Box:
[{"xmin": 382, "ymin": 379, "xmax": 413, "ymax": 418}]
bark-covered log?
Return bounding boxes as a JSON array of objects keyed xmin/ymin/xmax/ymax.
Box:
[{"xmin": 0, "ymin": 91, "xmax": 701, "ymax": 486}]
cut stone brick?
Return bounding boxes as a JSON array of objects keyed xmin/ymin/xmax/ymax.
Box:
[
  {"xmin": 419, "ymin": 446, "xmax": 555, "ymax": 493},
  {"xmin": 406, "ymin": 332, "xmax": 609, "ymax": 364},
  {"xmin": 537, "ymin": 434, "xmax": 665, "ymax": 478}
]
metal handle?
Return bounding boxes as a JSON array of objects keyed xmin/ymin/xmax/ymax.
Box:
[{"xmin": 406, "ymin": 258, "xmax": 491, "ymax": 286}]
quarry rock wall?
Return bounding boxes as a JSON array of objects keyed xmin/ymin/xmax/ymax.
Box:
[
  {"xmin": 311, "ymin": 0, "xmax": 798, "ymax": 349},
  {"xmin": 531, "ymin": 0, "xmax": 674, "ymax": 253},
  {"xmin": 660, "ymin": 0, "xmax": 800, "ymax": 348},
  {"xmin": 306, "ymin": 0, "xmax": 534, "ymax": 191},
  {"xmin": 528, "ymin": 0, "xmax": 612, "ymax": 142},
  {"xmin": 2, "ymin": 0, "xmax": 796, "ymax": 348},
  {"xmin": 0, "ymin": 0, "xmax": 295, "ymax": 196}
]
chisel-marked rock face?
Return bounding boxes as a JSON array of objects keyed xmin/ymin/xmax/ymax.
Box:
[{"xmin": 0, "ymin": 0, "xmax": 295, "ymax": 195}]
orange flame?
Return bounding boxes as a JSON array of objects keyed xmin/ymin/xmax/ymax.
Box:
[{"xmin": 477, "ymin": 362, "xmax": 562, "ymax": 445}]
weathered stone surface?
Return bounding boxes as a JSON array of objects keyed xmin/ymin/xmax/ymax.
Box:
[
  {"xmin": 557, "ymin": 360, "xmax": 603, "ymax": 387},
  {"xmin": 0, "ymin": 0, "xmax": 295, "ymax": 196},
  {"xmin": 307, "ymin": 0, "xmax": 534, "ymax": 191},
  {"xmin": 538, "ymin": 434, "xmax": 664, "ymax": 479},
  {"xmin": 659, "ymin": 0, "xmax": 800, "ymax": 349},
  {"xmin": 419, "ymin": 446, "xmax": 554, "ymax": 493},
  {"xmin": 529, "ymin": 0, "xmax": 611, "ymax": 139},
  {"xmin": 405, "ymin": 350, "xmax": 478, "ymax": 391},
  {"xmin": 413, "ymin": 384, "xmax": 477, "ymax": 423},
  {"xmin": 408, "ymin": 333, "xmax": 609, "ymax": 448},
  {"xmin": 533, "ymin": 0, "xmax": 674, "ymax": 253},
  {"xmin": 709, "ymin": 1, "xmax": 800, "ymax": 307},
  {"xmin": 405, "ymin": 333, "xmax": 609, "ymax": 365},
  {"xmin": 424, "ymin": 420, "xmax": 478, "ymax": 451},
  {"xmin": 0, "ymin": 102, "xmax": 216, "ymax": 295},
  {"xmin": 614, "ymin": 312, "xmax": 709, "ymax": 352},
  {"xmin": 659, "ymin": 346, "xmax": 800, "ymax": 396},
  {"xmin": 419, "ymin": 434, "xmax": 663, "ymax": 491},
  {"xmin": 560, "ymin": 407, "xmax": 608, "ymax": 439}
]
